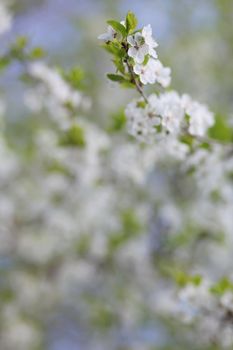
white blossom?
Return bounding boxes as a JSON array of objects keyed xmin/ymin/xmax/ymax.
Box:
[
  {"xmin": 134, "ymin": 58, "xmax": 171, "ymax": 87},
  {"xmin": 28, "ymin": 62, "xmax": 82, "ymax": 106},
  {"xmin": 157, "ymin": 91, "xmax": 184, "ymax": 133},
  {"xmin": 152, "ymin": 59, "xmax": 171, "ymax": 87},
  {"xmin": 127, "ymin": 32, "xmax": 149, "ymax": 64},
  {"xmin": 127, "ymin": 25, "xmax": 158, "ymax": 64},
  {"xmin": 142, "ymin": 24, "xmax": 158, "ymax": 58},
  {"xmin": 186, "ymin": 100, "xmax": 215, "ymax": 136},
  {"xmin": 125, "ymin": 97, "xmax": 161, "ymax": 143},
  {"xmin": 133, "ymin": 58, "xmax": 158, "ymax": 85},
  {"xmin": 98, "ymin": 25, "xmax": 116, "ymax": 42},
  {"xmin": 0, "ymin": 2, "xmax": 12, "ymax": 35}
]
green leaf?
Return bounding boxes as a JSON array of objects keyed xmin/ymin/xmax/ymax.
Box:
[
  {"xmin": 192, "ymin": 275, "xmax": 203, "ymax": 286},
  {"xmin": 173, "ymin": 271, "xmax": 190, "ymax": 287},
  {"xmin": 103, "ymin": 43, "xmax": 125, "ymax": 58},
  {"xmin": 47, "ymin": 161, "xmax": 71, "ymax": 176},
  {"xmin": 107, "ymin": 20, "xmax": 127, "ymax": 38},
  {"xmin": 137, "ymin": 101, "xmax": 147, "ymax": 109},
  {"xmin": 29, "ymin": 47, "xmax": 45, "ymax": 60},
  {"xmin": 126, "ymin": 11, "xmax": 138, "ymax": 33},
  {"xmin": 107, "ymin": 74, "xmax": 126, "ymax": 82},
  {"xmin": 210, "ymin": 277, "xmax": 233, "ymax": 295},
  {"xmin": 121, "ymin": 81, "xmax": 135, "ymax": 89},
  {"xmin": 15, "ymin": 36, "xmax": 28, "ymax": 50},
  {"xmin": 108, "ymin": 209, "xmax": 141, "ymax": 253},
  {"xmin": 174, "ymin": 271, "xmax": 203, "ymax": 287},
  {"xmin": 142, "ymin": 54, "xmax": 150, "ymax": 66},
  {"xmin": 113, "ymin": 58, "xmax": 125, "ymax": 74},
  {"xmin": 0, "ymin": 56, "xmax": 10, "ymax": 71},
  {"xmin": 179, "ymin": 133, "xmax": 194, "ymax": 147},
  {"xmin": 59, "ymin": 124, "xmax": 86, "ymax": 148},
  {"xmin": 109, "ymin": 110, "xmax": 126, "ymax": 132},
  {"xmin": 121, "ymin": 209, "xmax": 141, "ymax": 234},
  {"xmin": 64, "ymin": 67, "xmax": 85, "ymax": 89},
  {"xmin": 155, "ymin": 124, "xmax": 162, "ymax": 133},
  {"xmin": 208, "ymin": 114, "xmax": 233, "ymax": 142}
]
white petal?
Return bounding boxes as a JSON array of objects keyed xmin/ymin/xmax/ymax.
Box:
[
  {"xmin": 127, "ymin": 35, "xmax": 135, "ymax": 46},
  {"xmin": 144, "ymin": 68, "xmax": 156, "ymax": 84},
  {"xmin": 163, "ymin": 78, "xmax": 171, "ymax": 88},
  {"xmin": 140, "ymin": 74, "xmax": 148, "ymax": 85},
  {"xmin": 133, "ymin": 64, "xmax": 142, "ymax": 75},
  {"xmin": 149, "ymin": 47, "xmax": 158, "ymax": 58},
  {"xmin": 147, "ymin": 73, "xmax": 156, "ymax": 84},
  {"xmin": 108, "ymin": 26, "xmax": 115, "ymax": 34},
  {"xmin": 148, "ymin": 58, "xmax": 159, "ymax": 70},
  {"xmin": 128, "ymin": 47, "xmax": 138, "ymax": 59},
  {"xmin": 141, "ymin": 44, "xmax": 149, "ymax": 55},
  {"xmin": 147, "ymin": 37, "xmax": 158, "ymax": 48},
  {"xmin": 98, "ymin": 33, "xmax": 108, "ymax": 41},
  {"xmin": 135, "ymin": 51, "xmax": 145, "ymax": 64},
  {"xmin": 142, "ymin": 24, "xmax": 152, "ymax": 38}
]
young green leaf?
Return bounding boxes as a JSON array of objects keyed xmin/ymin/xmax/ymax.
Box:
[
  {"xmin": 109, "ymin": 110, "xmax": 126, "ymax": 133},
  {"xmin": 103, "ymin": 43, "xmax": 125, "ymax": 58},
  {"xmin": 137, "ymin": 101, "xmax": 147, "ymax": 109},
  {"xmin": 15, "ymin": 36, "xmax": 28, "ymax": 50},
  {"xmin": 60, "ymin": 124, "xmax": 86, "ymax": 148},
  {"xmin": 107, "ymin": 20, "xmax": 127, "ymax": 38},
  {"xmin": 113, "ymin": 58, "xmax": 125, "ymax": 74},
  {"xmin": 126, "ymin": 12, "xmax": 138, "ymax": 33},
  {"xmin": 143, "ymin": 54, "xmax": 150, "ymax": 66},
  {"xmin": 64, "ymin": 67, "xmax": 85, "ymax": 89},
  {"xmin": 29, "ymin": 47, "xmax": 45, "ymax": 60},
  {"xmin": 0, "ymin": 56, "xmax": 10, "ymax": 71},
  {"xmin": 121, "ymin": 81, "xmax": 135, "ymax": 89},
  {"xmin": 208, "ymin": 114, "xmax": 233, "ymax": 142},
  {"xmin": 107, "ymin": 74, "xmax": 126, "ymax": 83},
  {"xmin": 210, "ymin": 277, "xmax": 233, "ymax": 295}
]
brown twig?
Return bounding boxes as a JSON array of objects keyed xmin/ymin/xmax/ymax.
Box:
[{"xmin": 125, "ymin": 60, "xmax": 148, "ymax": 103}]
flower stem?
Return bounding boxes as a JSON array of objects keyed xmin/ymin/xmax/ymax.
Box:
[{"xmin": 126, "ymin": 60, "xmax": 148, "ymax": 103}]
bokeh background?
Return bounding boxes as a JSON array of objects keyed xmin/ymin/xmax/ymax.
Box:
[{"xmin": 1, "ymin": 1, "xmax": 233, "ymax": 349}]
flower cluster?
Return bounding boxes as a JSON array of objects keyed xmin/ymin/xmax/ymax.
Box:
[
  {"xmin": 125, "ymin": 91, "xmax": 214, "ymax": 143},
  {"xmin": 177, "ymin": 278, "xmax": 233, "ymax": 348},
  {"xmin": 99, "ymin": 12, "xmax": 215, "ymax": 148},
  {"xmin": 25, "ymin": 62, "xmax": 91, "ymax": 129},
  {"xmin": 127, "ymin": 25, "xmax": 171, "ymax": 86},
  {"xmin": 98, "ymin": 12, "xmax": 171, "ymax": 87}
]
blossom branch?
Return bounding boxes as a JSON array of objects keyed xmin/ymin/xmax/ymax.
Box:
[{"xmin": 99, "ymin": 13, "xmax": 233, "ymax": 155}]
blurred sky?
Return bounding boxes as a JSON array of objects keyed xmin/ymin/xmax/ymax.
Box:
[{"xmin": 10, "ymin": 0, "xmax": 216, "ymax": 55}]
